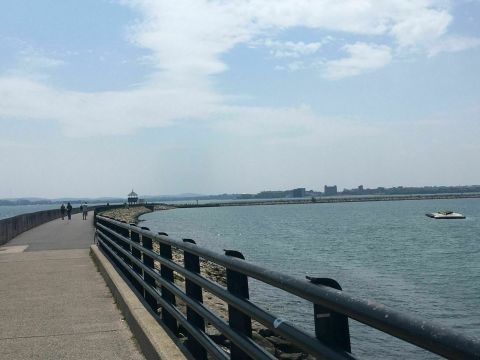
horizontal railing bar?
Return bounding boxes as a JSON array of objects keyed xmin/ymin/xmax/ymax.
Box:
[
  {"xmin": 97, "ymin": 235, "xmax": 229, "ymax": 360},
  {"xmin": 97, "ymin": 216, "xmax": 480, "ymax": 359},
  {"xmin": 98, "ymin": 223, "xmax": 354, "ymax": 359},
  {"xmin": 98, "ymin": 230, "xmax": 277, "ymax": 360}
]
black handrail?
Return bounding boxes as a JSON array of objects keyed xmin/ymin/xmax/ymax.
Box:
[
  {"xmin": 95, "ymin": 215, "xmax": 480, "ymax": 360},
  {"xmin": 96, "ymin": 223, "xmax": 350, "ymax": 359}
]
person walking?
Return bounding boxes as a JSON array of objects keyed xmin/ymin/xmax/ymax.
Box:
[
  {"xmin": 82, "ymin": 202, "xmax": 88, "ymax": 220},
  {"xmin": 66, "ymin": 202, "xmax": 72, "ymax": 220},
  {"xmin": 60, "ymin": 204, "xmax": 66, "ymax": 220}
]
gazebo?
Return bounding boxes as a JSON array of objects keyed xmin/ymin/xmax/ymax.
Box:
[{"xmin": 128, "ymin": 190, "xmax": 138, "ymax": 205}]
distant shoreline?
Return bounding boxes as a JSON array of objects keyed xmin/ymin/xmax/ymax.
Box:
[{"xmin": 172, "ymin": 193, "xmax": 480, "ymax": 209}]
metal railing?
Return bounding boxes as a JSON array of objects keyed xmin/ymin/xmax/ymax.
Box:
[{"xmin": 95, "ymin": 215, "xmax": 480, "ymax": 359}]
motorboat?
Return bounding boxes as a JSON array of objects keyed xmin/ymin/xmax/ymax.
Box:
[{"xmin": 426, "ymin": 211, "xmax": 465, "ymax": 219}]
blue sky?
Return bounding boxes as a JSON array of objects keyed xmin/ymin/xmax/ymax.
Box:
[{"xmin": 1, "ymin": 0, "xmax": 480, "ymax": 198}]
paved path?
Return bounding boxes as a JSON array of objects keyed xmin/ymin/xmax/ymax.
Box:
[{"xmin": 0, "ymin": 213, "xmax": 145, "ymax": 359}]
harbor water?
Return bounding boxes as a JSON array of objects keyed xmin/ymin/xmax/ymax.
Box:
[
  {"xmin": 0, "ymin": 204, "xmax": 60, "ymax": 220},
  {"xmin": 140, "ymin": 198, "xmax": 480, "ymax": 359}
]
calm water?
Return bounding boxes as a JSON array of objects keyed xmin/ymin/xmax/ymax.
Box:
[
  {"xmin": 140, "ymin": 199, "xmax": 480, "ymax": 359},
  {"xmin": 0, "ymin": 204, "xmax": 61, "ymax": 220}
]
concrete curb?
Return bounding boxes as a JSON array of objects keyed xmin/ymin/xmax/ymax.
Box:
[{"xmin": 90, "ymin": 245, "xmax": 188, "ymax": 360}]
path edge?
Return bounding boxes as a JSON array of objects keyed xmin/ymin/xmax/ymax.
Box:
[{"xmin": 90, "ymin": 244, "xmax": 188, "ymax": 360}]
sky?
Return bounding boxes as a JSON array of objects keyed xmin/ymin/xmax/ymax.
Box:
[{"xmin": 1, "ymin": 0, "xmax": 480, "ymax": 198}]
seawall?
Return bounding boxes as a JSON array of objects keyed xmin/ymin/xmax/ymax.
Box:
[
  {"xmin": 176, "ymin": 193, "xmax": 480, "ymax": 209},
  {"xmin": 0, "ymin": 208, "xmax": 81, "ymax": 245}
]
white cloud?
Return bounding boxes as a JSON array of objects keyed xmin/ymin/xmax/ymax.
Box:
[
  {"xmin": 121, "ymin": 0, "xmax": 454, "ymax": 77},
  {"xmin": 390, "ymin": 7, "xmax": 452, "ymax": 48},
  {"xmin": 0, "ymin": 76, "xmax": 221, "ymax": 137},
  {"xmin": 323, "ymin": 42, "xmax": 392, "ymax": 79},
  {"xmin": 19, "ymin": 52, "xmax": 64, "ymax": 69},
  {"xmin": 428, "ymin": 35, "xmax": 480, "ymax": 56},
  {"xmin": 3, "ymin": 48, "xmax": 65, "ymax": 79},
  {"xmin": 275, "ymin": 61, "xmax": 307, "ymax": 72},
  {"xmin": 0, "ymin": 0, "xmax": 474, "ymax": 137},
  {"xmin": 261, "ymin": 39, "xmax": 325, "ymax": 58}
]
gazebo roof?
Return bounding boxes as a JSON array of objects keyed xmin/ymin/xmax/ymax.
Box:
[{"xmin": 128, "ymin": 190, "xmax": 138, "ymax": 197}]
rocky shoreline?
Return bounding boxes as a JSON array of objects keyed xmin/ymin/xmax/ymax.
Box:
[
  {"xmin": 98, "ymin": 204, "xmax": 178, "ymax": 224},
  {"xmin": 99, "ymin": 206, "xmax": 312, "ymax": 359},
  {"xmin": 99, "ymin": 206, "xmax": 154, "ymax": 224}
]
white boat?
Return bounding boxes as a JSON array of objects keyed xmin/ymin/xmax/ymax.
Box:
[{"xmin": 426, "ymin": 211, "xmax": 465, "ymax": 219}]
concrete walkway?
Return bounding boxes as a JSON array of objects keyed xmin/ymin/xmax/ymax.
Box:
[{"xmin": 0, "ymin": 213, "xmax": 145, "ymax": 359}]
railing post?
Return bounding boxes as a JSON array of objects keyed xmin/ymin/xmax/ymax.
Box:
[
  {"xmin": 183, "ymin": 239, "xmax": 207, "ymax": 360},
  {"xmin": 159, "ymin": 232, "xmax": 178, "ymax": 335},
  {"xmin": 118, "ymin": 221, "xmax": 133, "ymax": 282},
  {"xmin": 95, "ymin": 216, "xmax": 105, "ymax": 251},
  {"xmin": 225, "ymin": 250, "xmax": 252, "ymax": 360},
  {"xmin": 307, "ymin": 277, "xmax": 351, "ymax": 353},
  {"xmin": 140, "ymin": 227, "xmax": 158, "ymax": 312},
  {"xmin": 130, "ymin": 224, "xmax": 143, "ymax": 294},
  {"xmin": 103, "ymin": 218, "xmax": 122, "ymax": 267}
]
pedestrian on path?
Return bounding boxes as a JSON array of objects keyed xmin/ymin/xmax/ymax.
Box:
[
  {"xmin": 82, "ymin": 202, "xmax": 88, "ymax": 220},
  {"xmin": 60, "ymin": 204, "xmax": 66, "ymax": 220},
  {"xmin": 66, "ymin": 202, "xmax": 72, "ymax": 220}
]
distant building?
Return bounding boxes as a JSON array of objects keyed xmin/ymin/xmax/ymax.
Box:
[
  {"xmin": 324, "ymin": 185, "xmax": 338, "ymax": 196},
  {"xmin": 128, "ymin": 190, "xmax": 138, "ymax": 205},
  {"xmin": 292, "ymin": 188, "xmax": 306, "ymax": 198},
  {"xmin": 358, "ymin": 185, "xmax": 364, "ymax": 193}
]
